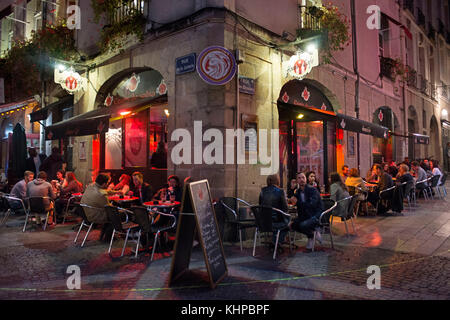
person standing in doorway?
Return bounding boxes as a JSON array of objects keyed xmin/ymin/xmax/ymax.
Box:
[{"xmin": 26, "ymin": 147, "xmax": 46, "ymax": 177}]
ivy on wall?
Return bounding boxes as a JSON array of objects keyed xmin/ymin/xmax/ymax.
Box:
[{"xmin": 0, "ymin": 21, "xmax": 77, "ymax": 102}]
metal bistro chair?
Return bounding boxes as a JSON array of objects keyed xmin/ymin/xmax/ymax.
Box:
[
  {"xmin": 428, "ymin": 174, "xmax": 442, "ymax": 200},
  {"xmin": 105, "ymin": 205, "xmax": 141, "ymax": 258},
  {"xmin": 149, "ymin": 209, "xmax": 177, "ymax": 262},
  {"xmin": 27, "ymin": 196, "xmax": 55, "ymax": 231},
  {"xmin": 74, "ymin": 204, "xmax": 97, "ymax": 247},
  {"xmin": 333, "ymin": 196, "xmax": 358, "ymax": 237},
  {"xmin": 315, "ymin": 199, "xmax": 338, "ymax": 251},
  {"xmin": 1, "ymin": 195, "xmax": 29, "ymax": 229},
  {"xmin": 376, "ymin": 186, "xmax": 396, "ymax": 214},
  {"xmin": 220, "ymin": 197, "xmax": 256, "ymax": 251},
  {"xmin": 402, "ymin": 180, "xmax": 416, "ymax": 209},
  {"xmin": 348, "ymin": 186, "xmax": 369, "ymax": 217},
  {"xmin": 436, "ymin": 173, "xmax": 447, "ymax": 199},
  {"xmin": 250, "ymin": 205, "xmax": 293, "ymax": 260},
  {"xmin": 129, "ymin": 205, "xmax": 153, "ymax": 255},
  {"xmin": 62, "ymin": 195, "xmax": 82, "ymax": 224},
  {"xmin": 415, "ymin": 177, "xmax": 432, "ymax": 201}
]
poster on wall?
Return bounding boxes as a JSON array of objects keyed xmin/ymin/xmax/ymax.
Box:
[
  {"xmin": 348, "ymin": 134, "xmax": 355, "ymax": 157},
  {"xmin": 297, "ymin": 122, "xmax": 324, "ymax": 184},
  {"xmin": 125, "ymin": 117, "xmax": 147, "ymax": 167},
  {"xmin": 79, "ymin": 141, "xmax": 87, "ymax": 160}
]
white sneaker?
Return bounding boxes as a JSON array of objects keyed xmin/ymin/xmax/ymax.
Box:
[{"xmin": 306, "ymin": 238, "xmax": 315, "ymax": 250}]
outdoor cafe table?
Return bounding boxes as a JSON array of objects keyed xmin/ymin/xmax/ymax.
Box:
[
  {"xmin": 108, "ymin": 196, "xmax": 140, "ymax": 206},
  {"xmin": 365, "ymin": 183, "xmax": 378, "ymax": 192},
  {"xmin": 143, "ymin": 201, "xmax": 181, "ymax": 210}
]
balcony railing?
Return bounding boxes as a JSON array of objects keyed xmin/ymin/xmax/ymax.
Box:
[
  {"xmin": 442, "ymin": 82, "xmax": 448, "ymax": 100},
  {"xmin": 418, "ymin": 74, "xmax": 430, "ymax": 96},
  {"xmin": 380, "ymin": 56, "xmax": 396, "ymax": 81},
  {"xmin": 406, "ymin": 67, "xmax": 417, "ymax": 88},
  {"xmin": 431, "ymin": 83, "xmax": 437, "ymax": 100},
  {"xmin": 110, "ymin": 0, "xmax": 146, "ymax": 25},
  {"xmin": 299, "ymin": 6, "xmax": 322, "ymax": 31}
]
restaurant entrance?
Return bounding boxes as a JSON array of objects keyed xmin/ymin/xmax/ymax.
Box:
[{"xmin": 278, "ymin": 80, "xmax": 337, "ymax": 190}]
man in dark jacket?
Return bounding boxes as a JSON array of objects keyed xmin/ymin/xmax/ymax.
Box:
[
  {"xmin": 368, "ymin": 164, "xmax": 394, "ymax": 214},
  {"xmin": 289, "ymin": 172, "xmax": 324, "ymax": 250},
  {"xmin": 259, "ymin": 174, "xmax": 289, "ymax": 245},
  {"xmin": 130, "ymin": 172, "xmax": 153, "ymax": 205},
  {"xmin": 39, "ymin": 147, "xmax": 63, "ymax": 181},
  {"xmin": 25, "ymin": 147, "xmax": 47, "ymax": 176}
]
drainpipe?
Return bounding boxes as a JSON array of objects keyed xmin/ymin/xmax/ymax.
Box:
[
  {"xmin": 350, "ymin": 0, "xmax": 361, "ymax": 170},
  {"xmin": 39, "ymin": 1, "xmax": 48, "ymax": 155},
  {"xmin": 234, "ymin": 21, "xmax": 239, "ymax": 201},
  {"xmin": 400, "ymin": 3, "xmax": 408, "ymax": 161}
]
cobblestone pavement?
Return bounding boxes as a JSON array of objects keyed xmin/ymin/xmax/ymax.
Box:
[{"xmin": 0, "ymin": 183, "xmax": 449, "ymax": 300}]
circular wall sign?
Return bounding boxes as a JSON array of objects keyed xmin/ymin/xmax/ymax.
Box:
[{"xmin": 197, "ymin": 46, "xmax": 237, "ymax": 85}]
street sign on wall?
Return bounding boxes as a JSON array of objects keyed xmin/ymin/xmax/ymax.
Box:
[
  {"xmin": 239, "ymin": 76, "xmax": 255, "ymax": 95},
  {"xmin": 176, "ymin": 53, "xmax": 196, "ymax": 75}
]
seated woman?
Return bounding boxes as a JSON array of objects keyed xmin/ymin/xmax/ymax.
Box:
[
  {"xmin": 366, "ymin": 164, "xmax": 379, "ymax": 183},
  {"xmin": 259, "ymin": 174, "xmax": 289, "ymax": 248},
  {"xmin": 152, "ymin": 187, "xmax": 167, "ymax": 201},
  {"xmin": 306, "ymin": 171, "xmax": 321, "ymax": 193},
  {"xmin": 55, "ymin": 172, "xmax": 83, "ymax": 221},
  {"xmin": 430, "ymin": 160, "xmax": 444, "ymax": 186},
  {"xmin": 330, "ymin": 172, "xmax": 351, "ymax": 219},
  {"xmin": 345, "ymin": 168, "xmax": 367, "ymax": 200},
  {"xmin": 110, "ymin": 174, "xmax": 131, "ymax": 196}
]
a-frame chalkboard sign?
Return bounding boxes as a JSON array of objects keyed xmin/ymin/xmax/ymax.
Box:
[{"xmin": 168, "ymin": 180, "xmax": 227, "ymax": 289}]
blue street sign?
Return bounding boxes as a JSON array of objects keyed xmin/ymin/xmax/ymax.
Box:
[
  {"xmin": 239, "ymin": 76, "xmax": 255, "ymax": 95},
  {"xmin": 176, "ymin": 53, "xmax": 196, "ymax": 75}
]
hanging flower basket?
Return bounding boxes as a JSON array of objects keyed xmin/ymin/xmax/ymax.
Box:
[{"xmin": 297, "ymin": 4, "xmax": 351, "ymax": 64}]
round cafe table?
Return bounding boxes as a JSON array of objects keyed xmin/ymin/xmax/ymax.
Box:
[
  {"xmin": 143, "ymin": 201, "xmax": 181, "ymax": 210},
  {"xmin": 108, "ymin": 195, "xmax": 140, "ymax": 205}
]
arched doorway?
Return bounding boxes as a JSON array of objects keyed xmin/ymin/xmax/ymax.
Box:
[
  {"xmin": 96, "ymin": 68, "xmax": 169, "ymax": 172},
  {"xmin": 373, "ymin": 106, "xmax": 400, "ymax": 163},
  {"xmin": 429, "ymin": 116, "xmax": 440, "ymax": 161},
  {"xmin": 278, "ymin": 80, "xmax": 337, "ymax": 189},
  {"xmin": 408, "ymin": 106, "xmax": 419, "ymax": 160}
]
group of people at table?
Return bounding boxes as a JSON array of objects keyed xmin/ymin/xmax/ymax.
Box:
[
  {"xmin": 259, "ymin": 159, "xmax": 445, "ymax": 251},
  {"xmin": 9, "ymin": 168, "xmax": 183, "ymax": 231}
]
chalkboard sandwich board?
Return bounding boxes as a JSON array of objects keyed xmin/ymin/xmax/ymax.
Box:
[{"xmin": 168, "ymin": 179, "xmax": 227, "ymax": 289}]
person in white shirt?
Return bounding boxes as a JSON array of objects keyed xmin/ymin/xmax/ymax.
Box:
[{"xmin": 430, "ymin": 160, "xmax": 444, "ymax": 185}]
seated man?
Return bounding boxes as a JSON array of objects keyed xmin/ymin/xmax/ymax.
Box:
[
  {"xmin": 411, "ymin": 161, "xmax": 428, "ymax": 195},
  {"xmin": 26, "ymin": 171, "xmax": 57, "ymax": 224},
  {"xmin": 80, "ymin": 173, "xmax": 110, "ymax": 224},
  {"xmin": 167, "ymin": 175, "xmax": 183, "ymax": 202},
  {"xmin": 258, "ymin": 174, "xmax": 289, "ymax": 248},
  {"xmin": 129, "ymin": 172, "xmax": 153, "ymax": 205},
  {"xmin": 367, "ymin": 164, "xmax": 394, "ymax": 214},
  {"xmin": 289, "ymin": 172, "xmax": 324, "ymax": 250},
  {"xmin": 80, "ymin": 173, "xmax": 112, "ymax": 241},
  {"xmin": 9, "ymin": 171, "xmax": 34, "ymax": 211}
]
